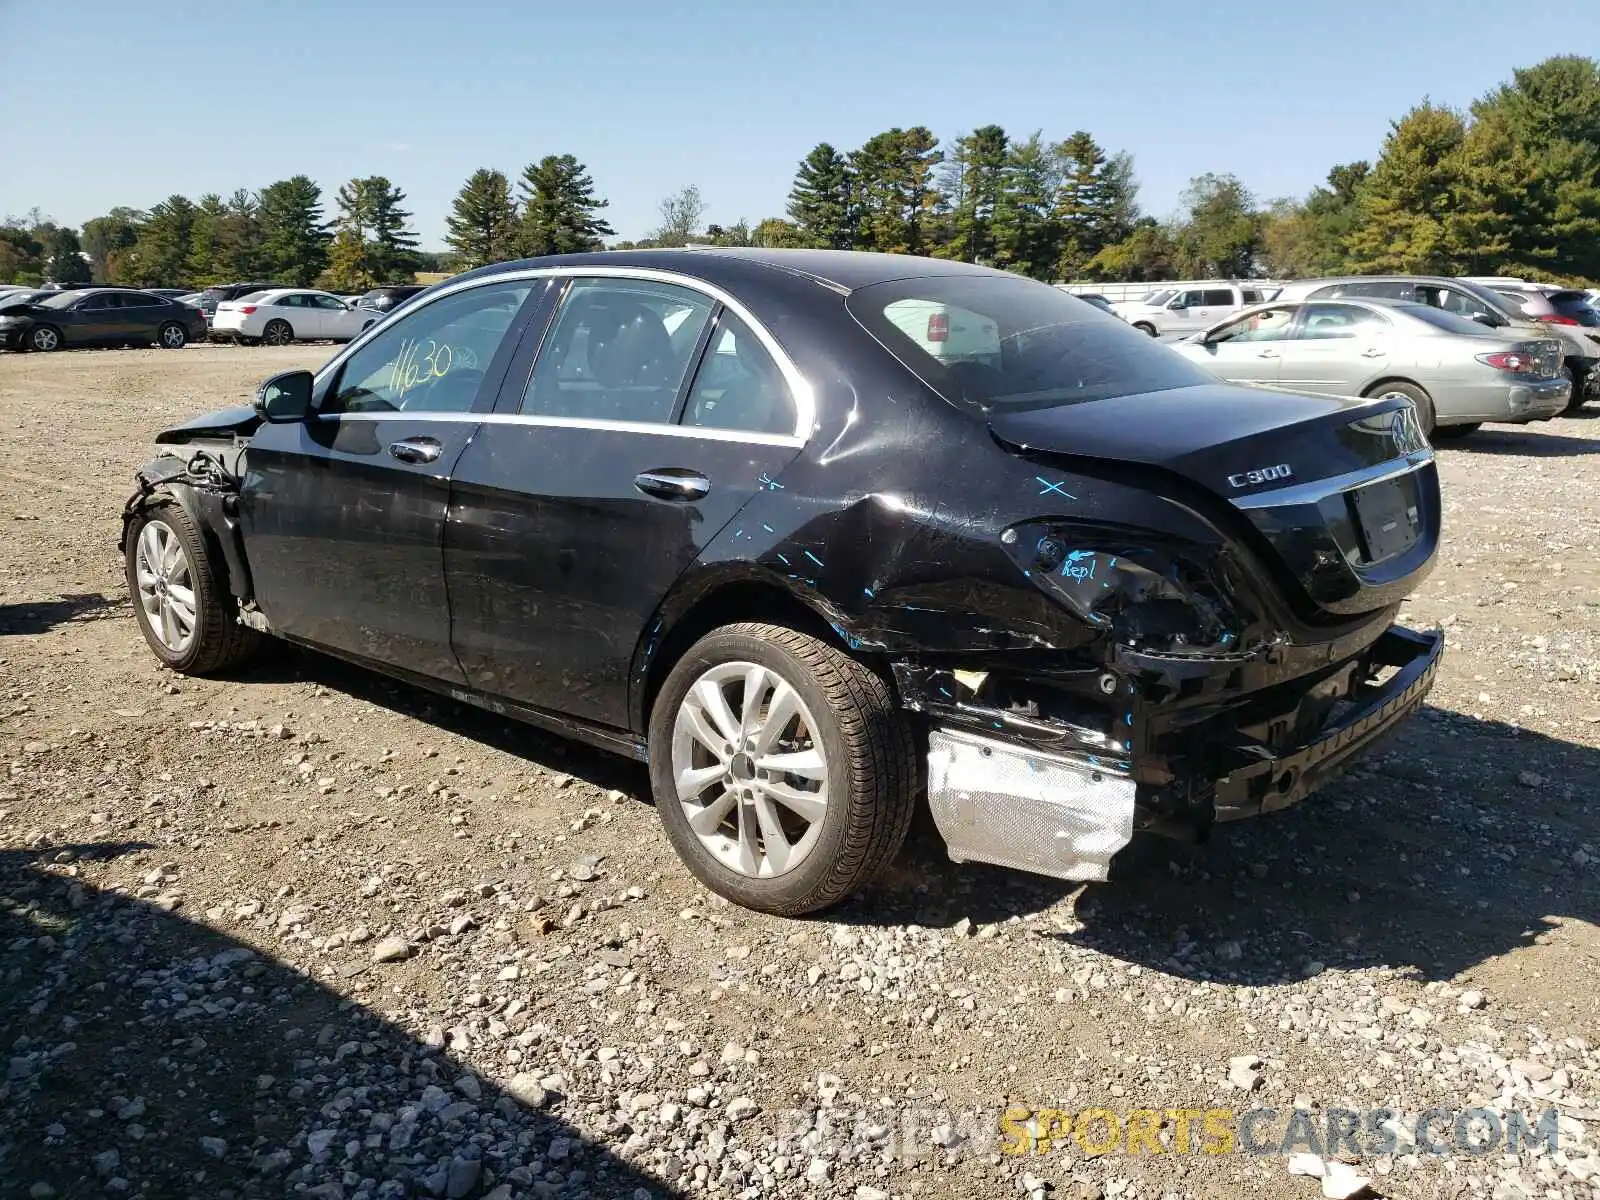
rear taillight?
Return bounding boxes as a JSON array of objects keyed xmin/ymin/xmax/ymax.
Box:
[
  {"xmin": 1477, "ymin": 350, "xmax": 1536, "ymax": 373},
  {"xmin": 926, "ymin": 312, "xmax": 949, "ymax": 342},
  {"xmin": 1534, "ymin": 313, "xmax": 1579, "ymax": 326},
  {"xmin": 239, "ymin": 305, "xmax": 257, "ymax": 315}
]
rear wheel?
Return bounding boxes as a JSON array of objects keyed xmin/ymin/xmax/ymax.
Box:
[
  {"xmin": 126, "ymin": 501, "xmax": 264, "ymax": 675},
  {"xmin": 1564, "ymin": 364, "xmax": 1587, "ymax": 414},
  {"xmin": 1366, "ymin": 380, "xmax": 1435, "ymax": 436},
  {"xmin": 1132, "ymin": 322, "xmax": 1157, "ymax": 337},
  {"xmin": 262, "ymin": 320, "xmax": 293, "ymax": 346},
  {"xmin": 157, "ymin": 321, "xmax": 187, "ymax": 349},
  {"xmin": 28, "ymin": 325, "xmax": 61, "ymax": 352},
  {"xmin": 648, "ymin": 622, "xmax": 917, "ymax": 916}
]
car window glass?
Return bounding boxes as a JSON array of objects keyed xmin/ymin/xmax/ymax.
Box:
[
  {"xmin": 1242, "ymin": 290, "xmax": 1261, "ymax": 303},
  {"xmin": 1495, "ymin": 290, "xmax": 1535, "ymax": 315},
  {"xmin": 1297, "ymin": 303, "xmax": 1389, "ymax": 340},
  {"xmin": 325, "ymin": 280, "xmax": 533, "ymax": 415},
  {"xmin": 314, "ymin": 295, "xmax": 346, "ymax": 309},
  {"xmin": 521, "ymin": 279, "xmax": 714, "ymax": 423},
  {"xmin": 1202, "ymin": 289, "xmax": 1235, "ymax": 306},
  {"xmin": 681, "ymin": 313, "xmax": 795, "ymax": 437},
  {"xmin": 1210, "ymin": 306, "xmax": 1297, "ymax": 344},
  {"xmin": 1176, "ymin": 290, "xmax": 1205, "ymax": 307}
]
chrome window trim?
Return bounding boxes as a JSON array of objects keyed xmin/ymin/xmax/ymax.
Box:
[
  {"xmin": 312, "ymin": 266, "xmax": 817, "ymax": 441},
  {"xmin": 1231, "ymin": 448, "xmax": 1433, "ymax": 510},
  {"xmin": 319, "ymin": 410, "xmax": 803, "ymax": 448}
]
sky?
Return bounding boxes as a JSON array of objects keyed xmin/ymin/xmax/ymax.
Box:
[{"xmin": 0, "ymin": 0, "xmax": 1585, "ymax": 250}]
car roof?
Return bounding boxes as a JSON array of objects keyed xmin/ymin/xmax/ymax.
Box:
[{"xmin": 462, "ymin": 248, "xmax": 1005, "ymax": 296}]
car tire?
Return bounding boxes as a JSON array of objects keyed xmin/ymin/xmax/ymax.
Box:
[
  {"xmin": 1132, "ymin": 322, "xmax": 1157, "ymax": 337},
  {"xmin": 1431, "ymin": 423, "xmax": 1479, "ymax": 439},
  {"xmin": 1365, "ymin": 381, "xmax": 1435, "ymax": 436},
  {"xmin": 1563, "ymin": 364, "xmax": 1587, "ymax": 414},
  {"xmin": 28, "ymin": 324, "xmax": 62, "ymax": 352},
  {"xmin": 125, "ymin": 500, "xmax": 265, "ymax": 675},
  {"xmin": 262, "ymin": 320, "xmax": 294, "ymax": 346},
  {"xmin": 648, "ymin": 622, "xmax": 918, "ymax": 916},
  {"xmin": 157, "ymin": 321, "xmax": 187, "ymax": 350}
]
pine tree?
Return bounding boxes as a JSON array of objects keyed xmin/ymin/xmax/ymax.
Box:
[
  {"xmin": 517, "ymin": 155, "xmax": 614, "ymax": 256},
  {"xmin": 848, "ymin": 128, "xmax": 942, "ymax": 254},
  {"xmin": 991, "ymin": 134, "xmax": 1060, "ymax": 279},
  {"xmin": 219, "ymin": 189, "xmax": 265, "ymax": 280},
  {"xmin": 322, "ymin": 227, "xmax": 374, "ymax": 293},
  {"xmin": 258, "ymin": 176, "xmax": 330, "ymax": 285},
  {"xmin": 937, "ymin": 126, "xmax": 1009, "ymax": 264},
  {"xmin": 131, "ymin": 195, "xmax": 197, "ymax": 285},
  {"xmin": 367, "ymin": 177, "xmax": 420, "ymax": 282},
  {"xmin": 786, "ymin": 144, "xmax": 854, "ymax": 249},
  {"xmin": 1345, "ymin": 104, "xmax": 1468, "ymax": 274},
  {"xmin": 185, "ymin": 194, "xmax": 227, "ymax": 284},
  {"xmin": 445, "ymin": 168, "xmax": 519, "ymax": 268}
]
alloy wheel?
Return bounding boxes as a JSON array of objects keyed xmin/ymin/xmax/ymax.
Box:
[
  {"xmin": 161, "ymin": 324, "xmax": 185, "ymax": 348},
  {"xmin": 31, "ymin": 327, "xmax": 58, "ymax": 351},
  {"xmin": 670, "ymin": 661, "xmax": 829, "ymax": 878},
  {"xmin": 134, "ymin": 520, "xmax": 197, "ymax": 653}
]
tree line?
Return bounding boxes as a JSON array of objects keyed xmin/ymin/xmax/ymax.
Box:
[{"xmin": 4, "ymin": 56, "xmax": 1596, "ymax": 290}]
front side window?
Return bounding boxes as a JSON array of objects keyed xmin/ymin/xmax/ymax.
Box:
[
  {"xmin": 849, "ymin": 274, "xmax": 1212, "ymax": 414},
  {"xmin": 682, "ymin": 312, "xmax": 795, "ymax": 436},
  {"xmin": 521, "ymin": 279, "xmax": 713, "ymax": 423},
  {"xmin": 1297, "ymin": 303, "xmax": 1390, "ymax": 340},
  {"xmin": 324, "ymin": 279, "xmax": 533, "ymax": 415},
  {"xmin": 313, "ymin": 294, "xmax": 347, "ymax": 310},
  {"xmin": 1210, "ymin": 305, "xmax": 1298, "ymax": 343},
  {"xmin": 1175, "ymin": 290, "xmax": 1206, "ymax": 308}
]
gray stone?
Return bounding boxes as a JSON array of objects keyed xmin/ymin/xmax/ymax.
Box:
[
  {"xmin": 445, "ymin": 1156, "xmax": 482, "ymax": 1199},
  {"xmin": 372, "ymin": 935, "xmax": 411, "ymax": 963}
]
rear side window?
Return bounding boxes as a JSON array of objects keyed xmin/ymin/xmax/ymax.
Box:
[
  {"xmin": 1201, "ymin": 289, "xmax": 1236, "ymax": 306},
  {"xmin": 1297, "ymin": 303, "xmax": 1390, "ymax": 340},
  {"xmin": 1241, "ymin": 289, "xmax": 1262, "ymax": 303},
  {"xmin": 682, "ymin": 312, "xmax": 794, "ymax": 436},
  {"xmin": 848, "ymin": 275, "xmax": 1212, "ymax": 414},
  {"xmin": 521, "ymin": 279, "xmax": 714, "ymax": 424}
]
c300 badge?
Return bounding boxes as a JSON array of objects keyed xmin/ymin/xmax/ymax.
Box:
[{"xmin": 1227, "ymin": 463, "xmax": 1293, "ymax": 488}]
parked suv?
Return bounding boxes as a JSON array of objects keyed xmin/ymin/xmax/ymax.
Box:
[
  {"xmin": 354, "ymin": 285, "xmax": 426, "ymax": 314},
  {"xmin": 1274, "ymin": 276, "xmax": 1599, "ymax": 412},
  {"xmin": 1111, "ymin": 282, "xmax": 1267, "ymax": 339},
  {"xmin": 195, "ymin": 282, "xmax": 283, "ymax": 323}
]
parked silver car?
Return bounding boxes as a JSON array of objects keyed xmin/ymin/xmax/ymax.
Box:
[
  {"xmin": 1174, "ymin": 297, "xmax": 1569, "ymax": 437},
  {"xmin": 1273, "ymin": 275, "xmax": 1598, "ymax": 412}
]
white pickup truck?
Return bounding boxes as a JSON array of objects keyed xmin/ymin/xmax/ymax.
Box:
[{"xmin": 1111, "ymin": 283, "xmax": 1267, "ymax": 339}]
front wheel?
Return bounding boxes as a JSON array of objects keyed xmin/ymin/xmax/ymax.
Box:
[
  {"xmin": 126, "ymin": 501, "xmax": 264, "ymax": 674},
  {"xmin": 157, "ymin": 321, "xmax": 187, "ymax": 349},
  {"xmin": 28, "ymin": 325, "xmax": 62, "ymax": 352},
  {"xmin": 1132, "ymin": 322, "xmax": 1157, "ymax": 337},
  {"xmin": 262, "ymin": 320, "xmax": 294, "ymax": 346},
  {"xmin": 648, "ymin": 623, "xmax": 917, "ymax": 916}
]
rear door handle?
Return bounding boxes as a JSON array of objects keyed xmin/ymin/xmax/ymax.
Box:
[
  {"xmin": 388, "ymin": 436, "xmax": 442, "ymax": 464},
  {"xmin": 1257, "ymin": 349, "xmax": 1280, "ymax": 359},
  {"xmin": 1360, "ymin": 347, "xmax": 1386, "ymax": 358},
  {"xmin": 635, "ymin": 468, "xmax": 710, "ymax": 501}
]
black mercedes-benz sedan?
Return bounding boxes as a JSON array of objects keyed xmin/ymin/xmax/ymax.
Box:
[
  {"xmin": 1, "ymin": 288, "xmax": 208, "ymax": 351},
  {"xmin": 120, "ymin": 249, "xmax": 1443, "ymax": 915}
]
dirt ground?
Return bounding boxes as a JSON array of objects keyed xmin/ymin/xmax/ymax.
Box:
[{"xmin": 1, "ymin": 344, "xmax": 1596, "ymax": 1200}]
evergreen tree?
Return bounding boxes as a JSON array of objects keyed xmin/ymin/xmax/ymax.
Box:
[
  {"xmin": 786, "ymin": 144, "xmax": 854, "ymax": 249},
  {"xmin": 1053, "ymin": 131, "xmax": 1133, "ymax": 279},
  {"xmin": 1171, "ymin": 173, "xmax": 1263, "ymax": 278},
  {"xmin": 185, "ymin": 194, "xmax": 227, "ymax": 284},
  {"xmin": 848, "ymin": 127, "xmax": 942, "ymax": 254},
  {"xmin": 367, "ymin": 177, "xmax": 420, "ymax": 282},
  {"xmin": 1086, "ymin": 218, "xmax": 1178, "ymax": 281},
  {"xmin": 219, "ymin": 189, "xmax": 265, "ymax": 280},
  {"xmin": 445, "ymin": 168, "xmax": 519, "ymax": 268},
  {"xmin": 258, "ymin": 175, "xmax": 331, "ymax": 285},
  {"xmin": 80, "ymin": 208, "xmax": 141, "ymax": 284},
  {"xmin": 1345, "ymin": 103, "xmax": 1468, "ymax": 274},
  {"xmin": 131, "ymin": 195, "xmax": 198, "ymax": 285},
  {"xmin": 518, "ymin": 155, "xmax": 615, "ymax": 255},
  {"xmin": 322, "ymin": 226, "xmax": 374, "ymax": 293},
  {"xmin": 937, "ymin": 125, "xmax": 1009, "ymax": 263},
  {"xmin": 991, "ymin": 133, "xmax": 1060, "ymax": 279},
  {"xmin": 42, "ymin": 225, "xmax": 90, "ymax": 284}
]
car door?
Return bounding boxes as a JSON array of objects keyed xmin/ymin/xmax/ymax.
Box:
[
  {"xmin": 445, "ymin": 275, "xmax": 807, "ymax": 730},
  {"xmin": 69, "ymin": 293, "xmax": 122, "ymax": 344},
  {"xmin": 318, "ymin": 293, "xmax": 365, "ymax": 339},
  {"xmin": 1274, "ymin": 302, "xmax": 1393, "ymax": 394},
  {"xmin": 237, "ymin": 277, "xmax": 546, "ymax": 683},
  {"xmin": 121, "ymin": 292, "xmax": 169, "ymax": 343},
  {"xmin": 1189, "ymin": 305, "xmax": 1297, "ymax": 385}
]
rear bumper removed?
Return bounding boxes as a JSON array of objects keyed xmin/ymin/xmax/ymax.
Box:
[{"xmin": 906, "ymin": 625, "xmax": 1443, "ymax": 883}]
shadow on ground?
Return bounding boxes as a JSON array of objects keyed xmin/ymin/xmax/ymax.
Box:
[
  {"xmin": 0, "ymin": 593, "xmax": 125, "ymax": 636},
  {"xmin": 0, "ymin": 842, "xmax": 675, "ymax": 1199},
  {"xmin": 1445, "ymin": 425, "xmax": 1600, "ymax": 457}
]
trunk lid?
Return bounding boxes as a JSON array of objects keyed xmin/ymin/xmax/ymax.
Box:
[{"xmin": 989, "ymin": 383, "xmax": 1439, "ymax": 618}]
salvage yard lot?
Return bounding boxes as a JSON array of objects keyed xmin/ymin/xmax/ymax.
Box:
[{"xmin": 1, "ymin": 345, "xmax": 1597, "ymax": 1199}]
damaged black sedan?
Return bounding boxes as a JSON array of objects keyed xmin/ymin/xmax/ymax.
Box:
[{"xmin": 121, "ymin": 250, "xmax": 1443, "ymax": 915}]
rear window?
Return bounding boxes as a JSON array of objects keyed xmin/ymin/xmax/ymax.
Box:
[
  {"xmin": 848, "ymin": 275, "xmax": 1211, "ymax": 414},
  {"xmin": 1549, "ymin": 291, "xmax": 1600, "ymax": 327}
]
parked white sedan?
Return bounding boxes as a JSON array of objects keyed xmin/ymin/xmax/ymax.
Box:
[{"xmin": 212, "ymin": 288, "xmax": 379, "ymax": 345}]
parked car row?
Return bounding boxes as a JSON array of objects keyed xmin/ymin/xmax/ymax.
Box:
[{"xmin": 0, "ymin": 287, "xmax": 208, "ymax": 352}]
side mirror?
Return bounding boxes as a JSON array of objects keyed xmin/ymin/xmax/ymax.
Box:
[
  {"xmin": 1169, "ymin": 302, "xmax": 1187, "ymax": 312},
  {"xmin": 255, "ymin": 369, "xmax": 314, "ymax": 423},
  {"xmin": 1471, "ymin": 312, "xmax": 1502, "ymax": 328}
]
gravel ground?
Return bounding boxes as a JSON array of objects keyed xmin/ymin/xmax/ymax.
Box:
[{"xmin": 1, "ymin": 344, "xmax": 1597, "ymax": 1200}]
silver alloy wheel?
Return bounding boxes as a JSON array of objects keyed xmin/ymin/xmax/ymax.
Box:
[
  {"xmin": 134, "ymin": 520, "xmax": 198, "ymax": 653},
  {"xmin": 265, "ymin": 322, "xmax": 291, "ymax": 345},
  {"xmin": 670, "ymin": 660, "xmax": 829, "ymax": 878},
  {"xmin": 160, "ymin": 323, "xmax": 185, "ymax": 348},
  {"xmin": 31, "ymin": 327, "xmax": 58, "ymax": 351}
]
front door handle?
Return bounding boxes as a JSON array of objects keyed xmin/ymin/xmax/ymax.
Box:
[
  {"xmin": 635, "ymin": 468, "xmax": 710, "ymax": 501},
  {"xmin": 388, "ymin": 436, "xmax": 442, "ymax": 464},
  {"xmin": 1360, "ymin": 347, "xmax": 1386, "ymax": 358},
  {"xmin": 1257, "ymin": 349, "xmax": 1280, "ymax": 359}
]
